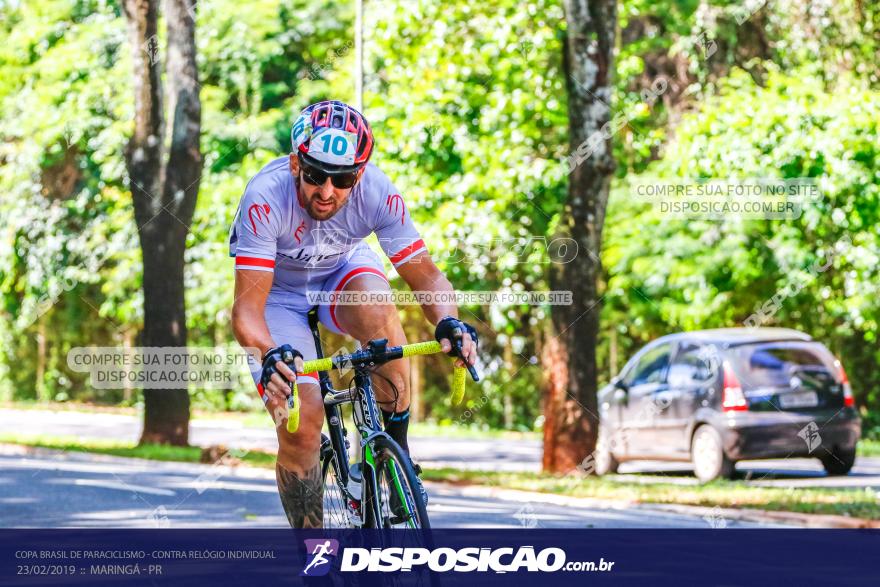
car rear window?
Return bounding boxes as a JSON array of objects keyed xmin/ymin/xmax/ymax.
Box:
[{"xmin": 729, "ymin": 342, "xmax": 838, "ymax": 390}]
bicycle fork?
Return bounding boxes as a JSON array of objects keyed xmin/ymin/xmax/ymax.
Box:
[{"xmin": 354, "ymin": 369, "xmax": 385, "ymax": 527}]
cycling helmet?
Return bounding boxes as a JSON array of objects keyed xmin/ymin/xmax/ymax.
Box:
[{"xmin": 290, "ymin": 100, "xmax": 374, "ymax": 173}]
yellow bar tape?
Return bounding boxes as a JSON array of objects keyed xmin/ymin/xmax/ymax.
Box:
[
  {"xmin": 402, "ymin": 341, "xmax": 466, "ymax": 404},
  {"xmin": 286, "ymin": 387, "xmax": 299, "ymax": 434},
  {"xmin": 451, "ymin": 365, "xmax": 466, "ymax": 405},
  {"xmin": 401, "ymin": 340, "xmax": 442, "ymax": 357},
  {"xmin": 301, "ymin": 357, "xmax": 334, "ymax": 373},
  {"xmin": 287, "ymin": 340, "xmax": 466, "ymax": 432},
  {"xmin": 287, "ymin": 357, "xmax": 332, "ymax": 433}
]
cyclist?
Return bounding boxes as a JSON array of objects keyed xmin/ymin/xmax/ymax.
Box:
[{"xmin": 230, "ymin": 100, "xmax": 478, "ymax": 528}]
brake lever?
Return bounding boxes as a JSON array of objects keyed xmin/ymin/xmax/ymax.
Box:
[
  {"xmin": 453, "ymin": 330, "xmax": 480, "ymax": 382},
  {"xmin": 280, "ymin": 348, "xmax": 298, "ymax": 412}
]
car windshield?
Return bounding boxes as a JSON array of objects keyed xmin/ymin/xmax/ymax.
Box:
[{"xmin": 729, "ymin": 342, "xmax": 838, "ymax": 390}]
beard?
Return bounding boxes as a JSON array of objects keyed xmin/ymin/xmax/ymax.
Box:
[
  {"xmin": 304, "ymin": 198, "xmax": 337, "ymax": 220},
  {"xmin": 296, "ymin": 176, "xmax": 350, "ymax": 220}
]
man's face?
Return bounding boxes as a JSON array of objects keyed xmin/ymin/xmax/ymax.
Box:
[{"xmin": 289, "ymin": 154, "xmax": 364, "ymax": 221}]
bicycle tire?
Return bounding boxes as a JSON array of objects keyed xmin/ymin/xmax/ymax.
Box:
[
  {"xmin": 321, "ymin": 445, "xmax": 359, "ymax": 528},
  {"xmin": 369, "ymin": 435, "xmax": 431, "ymax": 530}
]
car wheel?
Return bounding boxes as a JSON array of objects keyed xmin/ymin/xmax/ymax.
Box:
[
  {"xmin": 820, "ymin": 447, "xmax": 856, "ymax": 476},
  {"xmin": 691, "ymin": 425, "xmax": 735, "ymax": 483},
  {"xmin": 594, "ymin": 432, "xmax": 620, "ymax": 476}
]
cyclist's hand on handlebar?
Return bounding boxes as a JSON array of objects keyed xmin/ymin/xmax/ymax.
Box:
[
  {"xmin": 435, "ymin": 316, "xmax": 479, "ymax": 370},
  {"xmin": 260, "ymin": 344, "xmax": 304, "ymax": 402}
]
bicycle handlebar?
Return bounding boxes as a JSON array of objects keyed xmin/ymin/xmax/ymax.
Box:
[{"xmin": 286, "ymin": 340, "xmax": 473, "ymax": 433}]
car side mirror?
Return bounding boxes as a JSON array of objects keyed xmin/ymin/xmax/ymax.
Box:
[{"xmin": 612, "ymin": 378, "xmax": 628, "ymax": 404}]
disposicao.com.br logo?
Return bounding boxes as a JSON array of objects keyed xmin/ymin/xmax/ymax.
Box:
[{"xmin": 343, "ymin": 546, "xmax": 613, "ymax": 573}]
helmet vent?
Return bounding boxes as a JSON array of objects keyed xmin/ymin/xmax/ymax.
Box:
[{"xmin": 292, "ymin": 100, "xmax": 374, "ymax": 168}]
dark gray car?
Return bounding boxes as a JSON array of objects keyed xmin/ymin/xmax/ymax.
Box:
[{"xmin": 594, "ymin": 328, "xmax": 861, "ymax": 482}]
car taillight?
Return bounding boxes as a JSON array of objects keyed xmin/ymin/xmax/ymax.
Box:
[
  {"xmin": 722, "ymin": 360, "xmax": 748, "ymax": 411},
  {"xmin": 834, "ymin": 359, "xmax": 855, "ymax": 407}
]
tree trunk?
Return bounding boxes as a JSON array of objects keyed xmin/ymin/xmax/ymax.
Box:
[
  {"xmin": 123, "ymin": 0, "xmax": 202, "ymax": 446},
  {"xmin": 541, "ymin": 332, "xmax": 568, "ymax": 471},
  {"xmin": 609, "ymin": 326, "xmax": 618, "ymax": 376},
  {"xmin": 542, "ymin": 0, "xmax": 617, "ymax": 473},
  {"xmin": 502, "ymin": 340, "xmax": 514, "ymax": 429},
  {"xmin": 36, "ymin": 319, "xmax": 47, "ymax": 402},
  {"xmin": 122, "ymin": 329, "xmax": 134, "ymax": 403}
]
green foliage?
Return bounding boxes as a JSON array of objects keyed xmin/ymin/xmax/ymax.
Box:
[
  {"xmin": 368, "ymin": 0, "xmax": 568, "ymax": 297},
  {"xmin": 421, "ymin": 351, "xmax": 543, "ymax": 431},
  {"xmin": 2, "ymin": 0, "xmax": 879, "ymax": 430},
  {"xmin": 361, "ymin": 0, "xmax": 568, "ymax": 428},
  {"xmin": 604, "ymin": 68, "xmax": 880, "ymax": 408}
]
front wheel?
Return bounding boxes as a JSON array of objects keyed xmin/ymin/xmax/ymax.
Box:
[
  {"xmin": 367, "ymin": 435, "xmax": 430, "ymax": 529},
  {"xmin": 594, "ymin": 429, "xmax": 620, "ymax": 476},
  {"xmin": 321, "ymin": 437, "xmax": 360, "ymax": 528},
  {"xmin": 365, "ymin": 437, "xmax": 438, "ymax": 587}
]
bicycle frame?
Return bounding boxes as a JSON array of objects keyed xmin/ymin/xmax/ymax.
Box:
[
  {"xmin": 308, "ymin": 309, "xmax": 396, "ymax": 528},
  {"xmin": 300, "ymin": 308, "xmax": 474, "ymax": 528}
]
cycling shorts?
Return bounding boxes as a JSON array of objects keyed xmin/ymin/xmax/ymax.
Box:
[{"xmin": 247, "ymin": 245, "xmax": 389, "ymax": 402}]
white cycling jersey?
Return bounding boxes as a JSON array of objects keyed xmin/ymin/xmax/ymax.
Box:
[
  {"xmin": 229, "ymin": 156, "xmax": 427, "ymax": 391},
  {"xmin": 229, "ymin": 157, "xmax": 426, "ymax": 305}
]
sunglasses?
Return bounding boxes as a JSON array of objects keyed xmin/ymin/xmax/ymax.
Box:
[{"xmin": 299, "ymin": 158, "xmax": 360, "ymax": 189}]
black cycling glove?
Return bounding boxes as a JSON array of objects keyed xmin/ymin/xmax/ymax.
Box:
[
  {"xmin": 260, "ymin": 344, "xmax": 303, "ymax": 390},
  {"xmin": 434, "ymin": 316, "xmax": 478, "ymax": 357}
]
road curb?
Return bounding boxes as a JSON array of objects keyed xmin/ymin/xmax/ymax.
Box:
[
  {"xmin": 637, "ymin": 502, "xmax": 880, "ymax": 529},
  {"xmin": 0, "ymin": 443, "xmax": 277, "ymax": 480},
  {"xmin": 430, "ymin": 480, "xmax": 880, "ymax": 528}
]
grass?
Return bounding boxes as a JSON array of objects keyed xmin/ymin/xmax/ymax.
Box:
[
  {"xmin": 0, "ymin": 433, "xmax": 276, "ymax": 469},
  {"xmin": 0, "ymin": 400, "xmax": 252, "ymax": 422},
  {"xmin": 0, "ymin": 400, "xmax": 139, "ymax": 415},
  {"xmin": 858, "ymin": 439, "xmax": 880, "ymax": 456},
  {"xmin": 5, "ymin": 399, "xmax": 871, "ymax": 447},
  {"xmin": 420, "ymin": 468, "xmax": 880, "ymax": 520},
  {"xmin": 410, "ymin": 421, "xmax": 539, "ymax": 441},
  {"xmin": 2, "ymin": 433, "xmax": 878, "ymax": 521}
]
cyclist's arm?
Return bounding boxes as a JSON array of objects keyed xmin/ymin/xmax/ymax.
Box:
[
  {"xmin": 396, "ymin": 251, "xmax": 477, "ymax": 367},
  {"xmin": 368, "ymin": 171, "xmax": 476, "ymax": 365},
  {"xmin": 231, "ymin": 270, "xmax": 297, "ymax": 398},
  {"xmin": 395, "ymin": 251, "xmax": 455, "ymax": 324},
  {"xmin": 229, "ymin": 181, "xmax": 302, "ymax": 395},
  {"xmin": 231, "ymin": 269, "xmax": 276, "ymax": 359}
]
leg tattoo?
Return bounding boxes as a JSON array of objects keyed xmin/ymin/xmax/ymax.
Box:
[{"xmin": 276, "ymin": 461, "xmax": 323, "ymax": 528}]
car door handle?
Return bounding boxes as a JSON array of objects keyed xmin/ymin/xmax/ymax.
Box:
[{"xmin": 654, "ymin": 389, "xmax": 675, "ymax": 409}]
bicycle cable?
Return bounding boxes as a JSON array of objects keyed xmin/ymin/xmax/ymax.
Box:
[
  {"xmin": 366, "ymin": 366, "xmax": 402, "ymax": 412},
  {"xmin": 340, "ymin": 364, "xmax": 402, "ymax": 413}
]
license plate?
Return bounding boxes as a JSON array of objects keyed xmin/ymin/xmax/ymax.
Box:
[{"xmin": 779, "ymin": 391, "xmax": 819, "ymax": 409}]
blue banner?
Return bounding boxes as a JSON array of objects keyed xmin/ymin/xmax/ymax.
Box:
[{"xmin": 2, "ymin": 529, "xmax": 877, "ymax": 586}]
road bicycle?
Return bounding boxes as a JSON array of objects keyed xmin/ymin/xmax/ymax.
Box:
[{"xmin": 287, "ymin": 309, "xmax": 478, "ymax": 529}]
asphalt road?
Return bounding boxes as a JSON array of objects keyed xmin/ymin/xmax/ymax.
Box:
[
  {"xmin": 0, "ymin": 447, "xmax": 787, "ymax": 529},
  {"xmin": 2, "ymin": 409, "xmax": 878, "ymax": 489}
]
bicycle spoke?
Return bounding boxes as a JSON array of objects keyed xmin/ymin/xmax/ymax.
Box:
[{"xmin": 322, "ymin": 456, "xmax": 359, "ymax": 528}]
